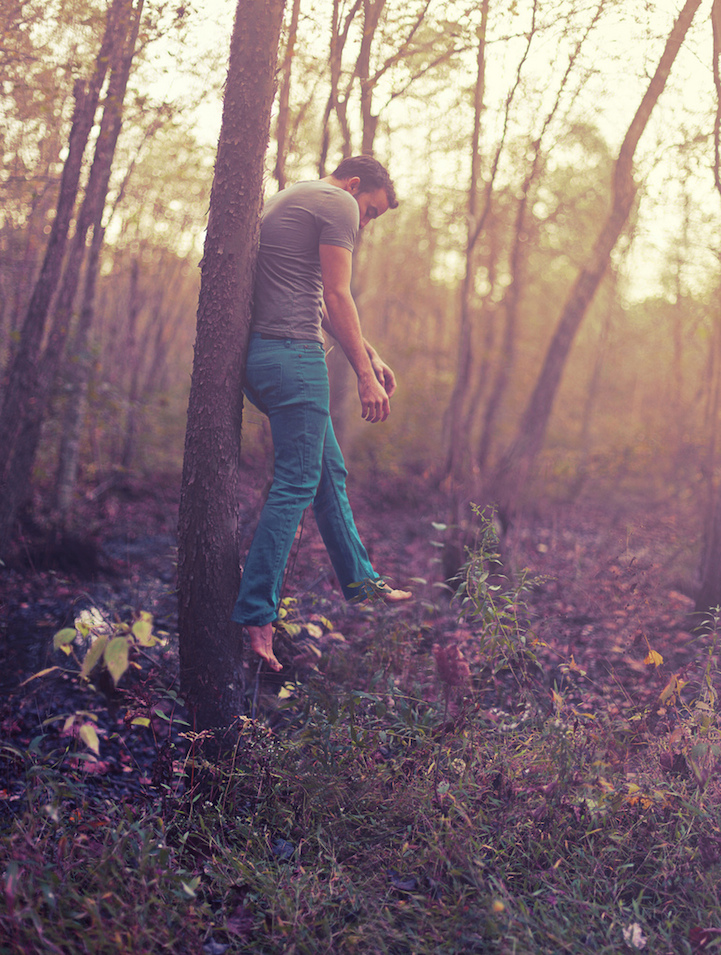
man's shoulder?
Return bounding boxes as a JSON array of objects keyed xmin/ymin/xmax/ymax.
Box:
[
  {"xmin": 267, "ymin": 180, "xmax": 356, "ymax": 215},
  {"xmin": 261, "ymin": 180, "xmax": 358, "ymax": 253}
]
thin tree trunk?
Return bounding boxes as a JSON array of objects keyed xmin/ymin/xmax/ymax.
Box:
[
  {"xmin": 694, "ymin": 0, "xmax": 721, "ymax": 615},
  {"xmin": 0, "ymin": 0, "xmax": 141, "ymax": 554},
  {"xmin": 443, "ymin": 0, "xmax": 538, "ymax": 485},
  {"xmin": 177, "ymin": 0, "xmax": 286, "ymax": 731},
  {"xmin": 490, "ymin": 0, "xmax": 702, "ymax": 518},
  {"xmin": 274, "ymin": 0, "xmax": 301, "ymax": 190},
  {"xmin": 115, "ymin": 259, "xmax": 142, "ymax": 471},
  {"xmin": 319, "ymin": 0, "xmax": 361, "ymax": 175},
  {"xmin": 442, "ymin": 1, "xmax": 490, "ymax": 487},
  {"xmin": 475, "ymin": 1, "xmax": 604, "ymax": 472},
  {"xmin": 358, "ymin": 0, "xmax": 386, "ymax": 154},
  {"xmin": 54, "ymin": 120, "xmax": 163, "ymax": 517},
  {"xmin": 0, "ymin": 0, "xmax": 127, "ymax": 557},
  {"xmin": 53, "ymin": 221, "xmax": 108, "ymax": 520}
]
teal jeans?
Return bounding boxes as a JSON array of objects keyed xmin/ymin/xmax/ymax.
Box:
[{"xmin": 232, "ymin": 334, "xmax": 378, "ymax": 627}]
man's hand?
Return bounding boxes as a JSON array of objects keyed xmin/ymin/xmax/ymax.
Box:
[
  {"xmin": 358, "ymin": 372, "xmax": 390, "ymax": 423},
  {"xmin": 319, "ymin": 245, "xmax": 394, "ymax": 422},
  {"xmin": 367, "ymin": 345, "xmax": 397, "ymax": 398}
]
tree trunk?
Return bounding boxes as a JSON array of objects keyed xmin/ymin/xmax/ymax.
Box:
[
  {"xmin": 444, "ymin": 4, "xmax": 489, "ymax": 486},
  {"xmin": 696, "ymin": 499, "xmax": 721, "ymax": 617},
  {"xmin": 442, "ymin": 0, "xmax": 538, "ymax": 488},
  {"xmin": 475, "ymin": 1, "xmax": 602, "ymax": 473},
  {"xmin": 694, "ymin": 0, "xmax": 721, "ymax": 615},
  {"xmin": 319, "ymin": 0, "xmax": 361, "ymax": 176},
  {"xmin": 489, "ymin": 0, "xmax": 702, "ymax": 517},
  {"xmin": 120, "ymin": 259, "xmax": 143, "ymax": 471},
  {"xmin": 0, "ymin": 0, "xmax": 129, "ymax": 557},
  {"xmin": 358, "ymin": 0, "xmax": 386, "ymax": 155},
  {"xmin": 53, "ymin": 220, "xmax": 108, "ymax": 521},
  {"xmin": 274, "ymin": 0, "xmax": 301, "ymax": 190},
  {"xmin": 177, "ymin": 0, "xmax": 286, "ymax": 731}
]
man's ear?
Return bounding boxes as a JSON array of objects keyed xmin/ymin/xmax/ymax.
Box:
[{"xmin": 347, "ymin": 176, "xmax": 361, "ymax": 195}]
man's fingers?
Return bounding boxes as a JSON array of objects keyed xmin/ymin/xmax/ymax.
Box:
[{"xmin": 362, "ymin": 399, "xmax": 389, "ymax": 423}]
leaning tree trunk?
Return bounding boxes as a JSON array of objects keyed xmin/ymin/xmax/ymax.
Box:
[
  {"xmin": 177, "ymin": 0, "xmax": 286, "ymax": 731},
  {"xmin": 489, "ymin": 0, "xmax": 703, "ymax": 519}
]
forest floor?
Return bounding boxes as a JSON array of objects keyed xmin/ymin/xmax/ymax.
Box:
[
  {"xmin": 0, "ymin": 466, "xmax": 719, "ymax": 954},
  {"xmin": 0, "ymin": 465, "xmax": 705, "ymax": 726}
]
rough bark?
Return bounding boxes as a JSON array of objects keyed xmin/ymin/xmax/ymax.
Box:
[
  {"xmin": 177, "ymin": 0, "xmax": 286, "ymax": 731},
  {"xmin": 490, "ymin": 0, "xmax": 703, "ymax": 518}
]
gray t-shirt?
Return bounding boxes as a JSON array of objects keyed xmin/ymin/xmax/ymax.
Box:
[{"xmin": 251, "ymin": 181, "xmax": 359, "ymax": 343}]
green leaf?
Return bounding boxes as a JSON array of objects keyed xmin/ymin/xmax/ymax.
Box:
[
  {"xmin": 104, "ymin": 637, "xmax": 129, "ymax": 685},
  {"xmin": 181, "ymin": 877, "xmax": 200, "ymax": 898},
  {"xmin": 81, "ymin": 634, "xmax": 109, "ymax": 679},
  {"xmin": 131, "ymin": 716, "xmax": 151, "ymax": 727},
  {"xmin": 132, "ymin": 614, "xmax": 155, "ymax": 646},
  {"xmin": 79, "ymin": 723, "xmax": 100, "ymax": 755},
  {"xmin": 53, "ymin": 628, "xmax": 77, "ymax": 650}
]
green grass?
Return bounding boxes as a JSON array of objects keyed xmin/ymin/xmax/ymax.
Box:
[{"xmin": 2, "ymin": 521, "xmax": 721, "ymax": 953}]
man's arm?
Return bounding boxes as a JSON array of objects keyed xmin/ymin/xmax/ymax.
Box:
[
  {"xmin": 319, "ymin": 244, "xmax": 390, "ymax": 423},
  {"xmin": 321, "ymin": 303, "xmax": 397, "ymax": 398}
]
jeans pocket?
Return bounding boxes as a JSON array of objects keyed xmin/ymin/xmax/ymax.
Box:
[{"xmin": 246, "ymin": 358, "xmax": 283, "ymax": 411}]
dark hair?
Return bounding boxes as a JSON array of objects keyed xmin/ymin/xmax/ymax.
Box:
[{"xmin": 331, "ymin": 155, "xmax": 398, "ymax": 209}]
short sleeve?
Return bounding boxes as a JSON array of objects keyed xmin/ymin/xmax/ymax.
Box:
[{"xmin": 317, "ymin": 190, "xmax": 359, "ymax": 252}]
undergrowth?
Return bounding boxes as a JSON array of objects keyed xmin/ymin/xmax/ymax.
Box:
[{"xmin": 2, "ymin": 512, "xmax": 721, "ymax": 954}]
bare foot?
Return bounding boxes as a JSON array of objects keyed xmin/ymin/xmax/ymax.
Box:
[{"xmin": 247, "ymin": 624, "xmax": 282, "ymax": 671}]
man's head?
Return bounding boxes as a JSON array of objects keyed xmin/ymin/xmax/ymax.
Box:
[{"xmin": 330, "ymin": 155, "xmax": 398, "ymax": 229}]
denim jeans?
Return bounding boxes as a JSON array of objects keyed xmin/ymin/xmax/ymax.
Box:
[{"xmin": 231, "ymin": 334, "xmax": 378, "ymax": 626}]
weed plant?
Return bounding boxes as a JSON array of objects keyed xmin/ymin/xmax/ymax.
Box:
[{"xmin": 2, "ymin": 521, "xmax": 721, "ymax": 953}]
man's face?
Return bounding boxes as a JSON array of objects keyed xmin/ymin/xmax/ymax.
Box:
[{"xmin": 352, "ymin": 186, "xmax": 390, "ymax": 229}]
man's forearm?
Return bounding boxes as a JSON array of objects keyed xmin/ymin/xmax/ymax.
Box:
[
  {"xmin": 322, "ymin": 291, "xmax": 376, "ymax": 382},
  {"xmin": 322, "ymin": 302, "xmax": 377, "ymax": 363}
]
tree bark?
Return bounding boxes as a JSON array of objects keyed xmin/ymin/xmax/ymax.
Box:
[
  {"xmin": 489, "ymin": 0, "xmax": 703, "ymax": 517},
  {"xmin": 177, "ymin": 0, "xmax": 286, "ymax": 731}
]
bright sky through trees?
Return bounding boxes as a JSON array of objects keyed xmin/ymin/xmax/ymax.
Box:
[{"xmin": 143, "ymin": 0, "xmax": 718, "ymax": 303}]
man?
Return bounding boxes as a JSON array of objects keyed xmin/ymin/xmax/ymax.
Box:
[{"xmin": 232, "ymin": 155, "xmax": 411, "ymax": 671}]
